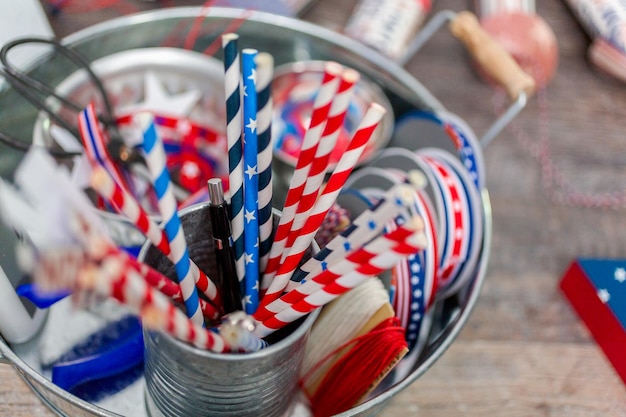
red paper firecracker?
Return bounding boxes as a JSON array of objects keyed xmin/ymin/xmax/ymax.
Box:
[{"xmin": 560, "ymin": 258, "xmax": 626, "ymax": 386}]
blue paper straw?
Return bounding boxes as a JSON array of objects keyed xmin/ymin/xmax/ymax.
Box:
[
  {"xmin": 221, "ymin": 33, "xmax": 246, "ymax": 292},
  {"xmin": 254, "ymin": 52, "xmax": 274, "ymax": 272},
  {"xmin": 138, "ymin": 113, "xmax": 204, "ymax": 326},
  {"xmin": 242, "ymin": 49, "xmax": 260, "ymax": 314}
]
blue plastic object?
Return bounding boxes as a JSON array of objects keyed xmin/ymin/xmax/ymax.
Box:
[
  {"xmin": 16, "ymin": 283, "xmax": 70, "ymax": 308},
  {"xmin": 51, "ymin": 315, "xmax": 144, "ymax": 393}
]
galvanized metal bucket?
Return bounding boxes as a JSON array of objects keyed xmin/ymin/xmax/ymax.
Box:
[{"xmin": 0, "ymin": 7, "xmax": 502, "ymax": 417}]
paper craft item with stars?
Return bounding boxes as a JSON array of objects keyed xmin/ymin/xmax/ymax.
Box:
[{"xmin": 560, "ymin": 258, "xmax": 626, "ymax": 386}]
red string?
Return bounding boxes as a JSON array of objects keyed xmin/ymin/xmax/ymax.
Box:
[
  {"xmin": 301, "ymin": 317, "xmax": 408, "ymax": 417},
  {"xmin": 201, "ymin": 9, "xmax": 253, "ymax": 56},
  {"xmin": 493, "ymin": 63, "xmax": 626, "ymax": 210},
  {"xmin": 183, "ymin": 0, "xmax": 219, "ymax": 50}
]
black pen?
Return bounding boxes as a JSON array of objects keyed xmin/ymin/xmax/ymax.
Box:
[{"xmin": 207, "ymin": 178, "xmax": 242, "ymax": 314}]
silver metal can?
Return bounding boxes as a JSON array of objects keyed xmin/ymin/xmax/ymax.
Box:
[{"xmin": 139, "ymin": 203, "xmax": 318, "ymax": 417}]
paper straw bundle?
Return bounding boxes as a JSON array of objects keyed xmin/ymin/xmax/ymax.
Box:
[
  {"xmin": 290, "ymin": 183, "xmax": 416, "ymax": 287},
  {"xmin": 260, "ymin": 61, "xmax": 343, "ymax": 292},
  {"xmin": 255, "ymin": 217, "xmax": 428, "ymax": 337},
  {"xmin": 221, "ymin": 35, "xmax": 278, "ymax": 315},
  {"xmin": 214, "ymin": 33, "xmax": 431, "ymax": 343},
  {"xmin": 259, "ymin": 69, "xmax": 366, "ymax": 308},
  {"xmin": 0, "ymin": 148, "xmax": 269, "ymax": 353},
  {"xmin": 81, "ymin": 107, "xmax": 225, "ymax": 323}
]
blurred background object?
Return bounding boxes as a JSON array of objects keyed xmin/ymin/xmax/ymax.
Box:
[{"xmin": 474, "ymin": 0, "xmax": 559, "ymax": 89}]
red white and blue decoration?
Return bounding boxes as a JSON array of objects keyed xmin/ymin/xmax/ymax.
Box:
[{"xmin": 560, "ymin": 258, "xmax": 626, "ymax": 386}]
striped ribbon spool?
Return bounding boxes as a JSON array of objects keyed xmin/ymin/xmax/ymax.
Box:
[
  {"xmin": 241, "ymin": 48, "xmax": 260, "ymax": 314},
  {"xmin": 77, "ymin": 103, "xmax": 129, "ymax": 194},
  {"xmin": 418, "ymin": 154, "xmax": 469, "ymax": 290},
  {"xmin": 261, "ymin": 61, "xmax": 344, "ymax": 286},
  {"xmin": 421, "ymin": 149, "xmax": 483, "ymax": 299},
  {"xmin": 406, "ymin": 171, "xmax": 440, "ymax": 308},
  {"xmin": 290, "ymin": 183, "xmax": 415, "ymax": 287},
  {"xmin": 255, "ymin": 52, "xmax": 274, "ymax": 273},
  {"xmin": 254, "ymin": 217, "xmax": 424, "ymax": 322},
  {"xmin": 392, "ymin": 248, "xmax": 426, "ymax": 350},
  {"xmin": 267, "ymin": 103, "xmax": 386, "ymax": 292},
  {"xmin": 260, "ymin": 69, "xmax": 359, "ymax": 307},
  {"xmin": 221, "ymin": 33, "xmax": 246, "ymax": 288},
  {"xmin": 138, "ymin": 113, "xmax": 205, "ymax": 326},
  {"xmin": 255, "ymin": 224, "xmax": 428, "ymax": 337},
  {"xmin": 90, "ymin": 165, "xmax": 222, "ymax": 320}
]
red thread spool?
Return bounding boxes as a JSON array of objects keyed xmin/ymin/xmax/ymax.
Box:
[{"xmin": 305, "ymin": 317, "xmax": 408, "ymax": 417}]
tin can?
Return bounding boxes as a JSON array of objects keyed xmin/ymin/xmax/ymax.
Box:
[{"xmin": 139, "ymin": 203, "xmax": 318, "ymax": 417}]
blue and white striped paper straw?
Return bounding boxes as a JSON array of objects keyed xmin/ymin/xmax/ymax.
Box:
[
  {"xmin": 242, "ymin": 48, "xmax": 260, "ymax": 314},
  {"xmin": 138, "ymin": 113, "xmax": 204, "ymax": 326},
  {"xmin": 255, "ymin": 52, "xmax": 274, "ymax": 272},
  {"xmin": 222, "ymin": 33, "xmax": 246, "ymax": 291}
]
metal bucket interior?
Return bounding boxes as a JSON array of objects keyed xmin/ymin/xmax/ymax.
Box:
[{"xmin": 0, "ymin": 7, "xmax": 492, "ymax": 417}]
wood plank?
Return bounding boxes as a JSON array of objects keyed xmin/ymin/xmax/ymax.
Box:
[
  {"xmin": 380, "ymin": 340, "xmax": 626, "ymax": 417},
  {"xmin": 3, "ymin": 339, "xmax": 625, "ymax": 416}
]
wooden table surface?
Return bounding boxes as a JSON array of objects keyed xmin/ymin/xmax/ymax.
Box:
[{"xmin": 2, "ymin": 0, "xmax": 626, "ymax": 416}]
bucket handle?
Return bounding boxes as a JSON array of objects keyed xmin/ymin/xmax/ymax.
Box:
[{"xmin": 398, "ymin": 10, "xmax": 536, "ymax": 148}]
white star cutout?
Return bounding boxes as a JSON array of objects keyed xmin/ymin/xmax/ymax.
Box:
[
  {"xmin": 245, "ymin": 164, "xmax": 257, "ymax": 179},
  {"xmin": 615, "ymin": 267, "xmax": 626, "ymax": 283},
  {"xmin": 244, "ymin": 252, "xmax": 255, "ymax": 265},
  {"xmin": 117, "ymin": 72, "xmax": 201, "ymax": 118},
  {"xmin": 248, "ymin": 68, "xmax": 257, "ymax": 85},
  {"xmin": 243, "ymin": 295, "xmax": 252, "ymax": 305},
  {"xmin": 246, "ymin": 118, "xmax": 258, "ymax": 133},
  {"xmin": 597, "ymin": 288, "xmax": 611, "ymax": 304},
  {"xmin": 253, "ymin": 281, "xmax": 259, "ymax": 291},
  {"xmin": 244, "ymin": 209, "xmax": 256, "ymax": 223}
]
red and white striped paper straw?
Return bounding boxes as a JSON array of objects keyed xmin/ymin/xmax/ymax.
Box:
[
  {"xmin": 261, "ymin": 61, "xmax": 344, "ymax": 287},
  {"xmin": 90, "ymin": 165, "xmax": 222, "ymax": 314},
  {"xmin": 255, "ymin": 223, "xmax": 428, "ymax": 337},
  {"xmin": 90, "ymin": 166, "xmax": 169, "ymax": 255},
  {"xmin": 284, "ymin": 69, "xmax": 360, "ymax": 246},
  {"xmin": 260, "ymin": 69, "xmax": 359, "ymax": 306},
  {"xmin": 71, "ymin": 212, "xmax": 222, "ymax": 321},
  {"xmin": 269, "ymin": 103, "xmax": 386, "ymax": 288},
  {"xmin": 290, "ymin": 183, "xmax": 415, "ymax": 288},
  {"xmin": 78, "ymin": 258, "xmax": 230, "ymax": 352},
  {"xmin": 121, "ymin": 254, "xmax": 221, "ymax": 321},
  {"xmin": 254, "ymin": 216, "xmax": 424, "ymax": 322}
]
